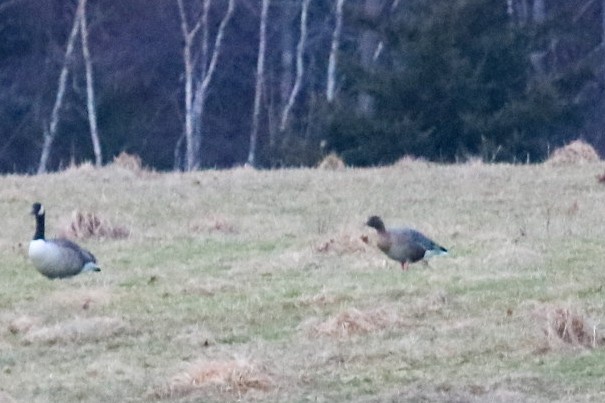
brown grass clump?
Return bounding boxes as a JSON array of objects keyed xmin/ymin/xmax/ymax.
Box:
[
  {"xmin": 63, "ymin": 161, "xmax": 95, "ymax": 173},
  {"xmin": 545, "ymin": 140, "xmax": 600, "ymax": 165},
  {"xmin": 62, "ymin": 209, "xmax": 130, "ymax": 240},
  {"xmin": 310, "ymin": 307, "xmax": 401, "ymax": 338},
  {"xmin": 393, "ymin": 154, "xmax": 429, "ymax": 167},
  {"xmin": 534, "ymin": 305, "xmax": 603, "ymax": 350},
  {"xmin": 156, "ymin": 359, "xmax": 272, "ymax": 398},
  {"xmin": 317, "ymin": 153, "xmax": 345, "ymax": 170},
  {"xmin": 8, "ymin": 315, "xmax": 40, "ymax": 335},
  {"xmin": 112, "ymin": 151, "xmax": 145, "ymax": 172},
  {"xmin": 189, "ymin": 215, "xmax": 238, "ymax": 234},
  {"xmin": 315, "ymin": 232, "xmax": 369, "ymax": 255},
  {"xmin": 22, "ymin": 316, "xmax": 127, "ymax": 345}
]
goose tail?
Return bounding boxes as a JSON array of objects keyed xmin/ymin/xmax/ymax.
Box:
[{"xmin": 424, "ymin": 246, "xmax": 448, "ymax": 258}]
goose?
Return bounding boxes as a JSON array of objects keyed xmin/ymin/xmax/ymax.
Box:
[
  {"xmin": 366, "ymin": 215, "xmax": 448, "ymax": 271},
  {"xmin": 28, "ymin": 202, "xmax": 101, "ymax": 279}
]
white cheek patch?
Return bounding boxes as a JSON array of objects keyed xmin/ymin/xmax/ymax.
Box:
[{"xmin": 38, "ymin": 205, "xmax": 45, "ymax": 215}]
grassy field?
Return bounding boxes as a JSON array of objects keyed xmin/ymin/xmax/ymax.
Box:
[{"xmin": 2, "ymin": 159, "xmax": 605, "ymax": 402}]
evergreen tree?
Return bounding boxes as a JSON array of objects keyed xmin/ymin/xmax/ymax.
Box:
[{"xmin": 328, "ymin": 0, "xmax": 593, "ymax": 165}]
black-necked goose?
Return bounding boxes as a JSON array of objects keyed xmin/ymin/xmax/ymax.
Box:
[
  {"xmin": 28, "ymin": 202, "xmax": 101, "ymax": 279},
  {"xmin": 366, "ymin": 215, "xmax": 448, "ymax": 271}
]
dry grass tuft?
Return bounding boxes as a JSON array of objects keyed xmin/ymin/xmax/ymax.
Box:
[
  {"xmin": 317, "ymin": 153, "xmax": 345, "ymax": 170},
  {"xmin": 189, "ymin": 215, "xmax": 238, "ymax": 234},
  {"xmin": 180, "ymin": 279, "xmax": 234, "ymax": 296},
  {"xmin": 63, "ymin": 161, "xmax": 95, "ymax": 173},
  {"xmin": 61, "ymin": 209, "xmax": 130, "ymax": 240},
  {"xmin": 309, "ymin": 307, "xmax": 401, "ymax": 338},
  {"xmin": 545, "ymin": 140, "xmax": 600, "ymax": 165},
  {"xmin": 22, "ymin": 316, "xmax": 127, "ymax": 345},
  {"xmin": 534, "ymin": 305, "xmax": 603, "ymax": 350},
  {"xmin": 393, "ymin": 154, "xmax": 429, "ymax": 167},
  {"xmin": 47, "ymin": 288, "xmax": 112, "ymax": 311},
  {"xmin": 296, "ymin": 291, "xmax": 339, "ymax": 307},
  {"xmin": 8, "ymin": 315, "xmax": 40, "ymax": 335},
  {"xmin": 0, "ymin": 391, "xmax": 17, "ymax": 403},
  {"xmin": 156, "ymin": 359, "xmax": 272, "ymax": 398},
  {"xmin": 315, "ymin": 232, "xmax": 369, "ymax": 255},
  {"xmin": 111, "ymin": 151, "xmax": 145, "ymax": 172}
]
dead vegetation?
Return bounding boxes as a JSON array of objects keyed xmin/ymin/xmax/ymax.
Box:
[
  {"xmin": 393, "ymin": 154, "xmax": 430, "ymax": 167},
  {"xmin": 8, "ymin": 315, "xmax": 40, "ymax": 335},
  {"xmin": 61, "ymin": 209, "xmax": 130, "ymax": 239},
  {"xmin": 545, "ymin": 139, "xmax": 600, "ymax": 165},
  {"xmin": 317, "ymin": 153, "xmax": 345, "ymax": 170},
  {"xmin": 315, "ymin": 232, "xmax": 369, "ymax": 254},
  {"xmin": 534, "ymin": 305, "xmax": 604, "ymax": 350},
  {"xmin": 155, "ymin": 358, "xmax": 272, "ymax": 399},
  {"xmin": 4, "ymin": 161, "xmax": 605, "ymax": 401},
  {"xmin": 111, "ymin": 151, "xmax": 145, "ymax": 172},
  {"xmin": 308, "ymin": 307, "xmax": 402, "ymax": 338},
  {"xmin": 20, "ymin": 316, "xmax": 127, "ymax": 345},
  {"xmin": 189, "ymin": 215, "xmax": 238, "ymax": 234},
  {"xmin": 46, "ymin": 288, "xmax": 112, "ymax": 311}
]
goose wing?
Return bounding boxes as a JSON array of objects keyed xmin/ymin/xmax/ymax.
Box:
[
  {"xmin": 405, "ymin": 228, "xmax": 447, "ymax": 254},
  {"xmin": 51, "ymin": 238, "xmax": 97, "ymax": 264},
  {"xmin": 387, "ymin": 228, "xmax": 428, "ymax": 263}
]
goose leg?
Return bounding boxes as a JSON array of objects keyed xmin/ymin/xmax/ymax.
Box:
[{"xmin": 401, "ymin": 261, "xmax": 409, "ymax": 271}]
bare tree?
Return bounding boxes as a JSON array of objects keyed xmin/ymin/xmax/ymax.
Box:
[
  {"xmin": 177, "ymin": 0, "xmax": 235, "ymax": 171},
  {"xmin": 326, "ymin": 0, "xmax": 345, "ymax": 103},
  {"xmin": 37, "ymin": 1, "xmax": 83, "ymax": 174},
  {"xmin": 247, "ymin": 0, "xmax": 270, "ymax": 166},
  {"xmin": 532, "ymin": 0, "xmax": 545, "ymax": 23},
  {"xmin": 176, "ymin": 0, "xmax": 202, "ymax": 172},
  {"xmin": 280, "ymin": 0, "xmax": 311, "ymax": 132},
  {"xmin": 356, "ymin": 0, "xmax": 384, "ymax": 117},
  {"xmin": 79, "ymin": 0, "xmax": 102, "ymax": 167},
  {"xmin": 267, "ymin": 3, "xmax": 295, "ymax": 148}
]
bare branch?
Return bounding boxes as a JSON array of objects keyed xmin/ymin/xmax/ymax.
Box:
[
  {"xmin": 198, "ymin": 0, "xmax": 235, "ymax": 102},
  {"xmin": 280, "ymin": 0, "xmax": 311, "ymax": 132},
  {"xmin": 248, "ymin": 0, "xmax": 270, "ymax": 166},
  {"xmin": 37, "ymin": 0, "xmax": 83, "ymax": 174},
  {"xmin": 326, "ymin": 0, "xmax": 345, "ymax": 103},
  {"xmin": 80, "ymin": 0, "xmax": 102, "ymax": 167}
]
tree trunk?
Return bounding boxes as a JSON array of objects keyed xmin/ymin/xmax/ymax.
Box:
[
  {"xmin": 176, "ymin": 0, "xmax": 202, "ymax": 172},
  {"xmin": 79, "ymin": 0, "xmax": 102, "ymax": 168},
  {"xmin": 532, "ymin": 0, "xmax": 545, "ymax": 23},
  {"xmin": 189, "ymin": 0, "xmax": 235, "ymax": 170},
  {"xmin": 326, "ymin": 0, "xmax": 345, "ymax": 103},
  {"xmin": 280, "ymin": 0, "xmax": 311, "ymax": 132},
  {"xmin": 37, "ymin": 1, "xmax": 83, "ymax": 174},
  {"xmin": 270, "ymin": 3, "xmax": 295, "ymax": 148},
  {"xmin": 248, "ymin": 0, "xmax": 270, "ymax": 166},
  {"xmin": 356, "ymin": 0, "xmax": 384, "ymax": 117}
]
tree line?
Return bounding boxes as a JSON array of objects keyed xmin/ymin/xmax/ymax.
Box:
[{"xmin": 0, "ymin": 0, "xmax": 604, "ymax": 173}]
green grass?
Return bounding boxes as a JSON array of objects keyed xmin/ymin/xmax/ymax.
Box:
[{"xmin": 2, "ymin": 161, "xmax": 605, "ymax": 402}]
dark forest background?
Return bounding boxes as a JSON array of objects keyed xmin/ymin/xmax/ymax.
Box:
[{"xmin": 1, "ymin": 0, "xmax": 605, "ymax": 172}]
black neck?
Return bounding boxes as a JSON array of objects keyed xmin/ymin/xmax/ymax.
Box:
[{"xmin": 33, "ymin": 213, "xmax": 45, "ymax": 240}]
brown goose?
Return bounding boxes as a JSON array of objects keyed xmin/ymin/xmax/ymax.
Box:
[{"xmin": 366, "ymin": 215, "xmax": 448, "ymax": 271}]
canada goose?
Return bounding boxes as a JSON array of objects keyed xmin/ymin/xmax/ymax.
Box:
[
  {"xmin": 366, "ymin": 215, "xmax": 448, "ymax": 271},
  {"xmin": 28, "ymin": 202, "xmax": 101, "ymax": 279}
]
